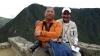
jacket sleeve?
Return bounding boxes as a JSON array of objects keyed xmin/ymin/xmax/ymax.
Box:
[
  {"xmin": 35, "ymin": 21, "xmax": 42, "ymax": 31},
  {"xmin": 41, "ymin": 22, "xmax": 62, "ymax": 39},
  {"xmin": 36, "ymin": 36, "xmax": 49, "ymax": 42},
  {"xmin": 35, "ymin": 22, "xmax": 49, "ymax": 41},
  {"xmin": 72, "ymin": 23, "xmax": 78, "ymax": 45}
]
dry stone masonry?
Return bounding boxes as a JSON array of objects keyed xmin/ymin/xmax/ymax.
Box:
[
  {"xmin": 8, "ymin": 36, "xmax": 34, "ymax": 56},
  {"xmin": 0, "ymin": 42, "xmax": 10, "ymax": 49},
  {"xmin": 0, "ymin": 36, "xmax": 100, "ymax": 56},
  {"xmin": 78, "ymin": 42, "xmax": 100, "ymax": 56}
]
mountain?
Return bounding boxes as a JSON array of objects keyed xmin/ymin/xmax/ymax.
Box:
[
  {"xmin": 0, "ymin": 17, "xmax": 11, "ymax": 28},
  {"xmin": 0, "ymin": 4, "xmax": 100, "ymax": 45}
]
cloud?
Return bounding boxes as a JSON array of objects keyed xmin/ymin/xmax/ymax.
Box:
[{"xmin": 0, "ymin": 0, "xmax": 100, "ymax": 18}]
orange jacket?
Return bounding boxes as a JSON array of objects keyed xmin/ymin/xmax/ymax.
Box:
[{"xmin": 35, "ymin": 19, "xmax": 62, "ymax": 47}]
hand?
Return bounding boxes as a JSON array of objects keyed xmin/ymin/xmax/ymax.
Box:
[
  {"xmin": 73, "ymin": 44, "xmax": 77, "ymax": 48},
  {"xmin": 57, "ymin": 39, "xmax": 62, "ymax": 42},
  {"xmin": 51, "ymin": 38, "xmax": 58, "ymax": 42},
  {"xmin": 35, "ymin": 30, "xmax": 42, "ymax": 36},
  {"xmin": 35, "ymin": 20, "xmax": 41, "ymax": 26}
]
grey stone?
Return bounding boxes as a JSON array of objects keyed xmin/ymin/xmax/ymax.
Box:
[
  {"xmin": 1, "ymin": 43, "xmax": 6, "ymax": 49},
  {"xmin": 7, "ymin": 36, "xmax": 100, "ymax": 56},
  {"xmin": 0, "ymin": 44, "xmax": 1, "ymax": 49}
]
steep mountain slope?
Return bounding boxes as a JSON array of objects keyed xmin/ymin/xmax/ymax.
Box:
[
  {"xmin": 0, "ymin": 4, "xmax": 100, "ymax": 45},
  {"xmin": 71, "ymin": 8, "xmax": 100, "ymax": 44},
  {"xmin": 0, "ymin": 17, "xmax": 11, "ymax": 28}
]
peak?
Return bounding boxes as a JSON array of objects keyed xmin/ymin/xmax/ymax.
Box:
[{"xmin": 0, "ymin": 4, "xmax": 100, "ymax": 46}]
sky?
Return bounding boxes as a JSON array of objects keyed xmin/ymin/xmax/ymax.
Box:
[{"xmin": 0, "ymin": 0, "xmax": 100, "ymax": 19}]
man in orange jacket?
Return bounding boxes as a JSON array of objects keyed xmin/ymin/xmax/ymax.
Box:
[{"xmin": 34, "ymin": 7, "xmax": 62, "ymax": 56}]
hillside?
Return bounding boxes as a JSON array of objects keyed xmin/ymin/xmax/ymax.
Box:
[
  {"xmin": 0, "ymin": 4, "xmax": 100, "ymax": 45},
  {"xmin": 0, "ymin": 17, "xmax": 11, "ymax": 28}
]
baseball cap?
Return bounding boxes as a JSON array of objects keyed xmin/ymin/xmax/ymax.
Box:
[{"xmin": 62, "ymin": 7, "xmax": 71, "ymax": 13}]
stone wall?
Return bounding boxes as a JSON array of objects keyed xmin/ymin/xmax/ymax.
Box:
[
  {"xmin": 8, "ymin": 36, "xmax": 34, "ymax": 56},
  {"xmin": 0, "ymin": 42, "xmax": 10, "ymax": 50},
  {"xmin": 1, "ymin": 36, "xmax": 99, "ymax": 56},
  {"xmin": 78, "ymin": 42, "xmax": 100, "ymax": 56}
]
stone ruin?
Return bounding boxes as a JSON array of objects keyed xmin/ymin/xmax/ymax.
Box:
[{"xmin": 0, "ymin": 36, "xmax": 100, "ymax": 56}]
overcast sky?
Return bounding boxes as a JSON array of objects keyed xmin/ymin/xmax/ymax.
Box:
[{"xmin": 0, "ymin": 0, "xmax": 100, "ymax": 19}]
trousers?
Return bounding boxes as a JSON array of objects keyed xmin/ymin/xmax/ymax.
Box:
[{"xmin": 33, "ymin": 44, "xmax": 81, "ymax": 56}]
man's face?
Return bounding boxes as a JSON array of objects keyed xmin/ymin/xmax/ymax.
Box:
[
  {"xmin": 61, "ymin": 10, "xmax": 71, "ymax": 21},
  {"xmin": 45, "ymin": 8, "xmax": 55, "ymax": 21}
]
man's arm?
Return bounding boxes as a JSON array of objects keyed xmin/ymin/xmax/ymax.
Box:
[
  {"xmin": 36, "ymin": 36, "xmax": 49, "ymax": 42},
  {"xmin": 35, "ymin": 22, "xmax": 62, "ymax": 41},
  {"xmin": 74, "ymin": 28, "xmax": 78, "ymax": 45},
  {"xmin": 73, "ymin": 23, "xmax": 78, "ymax": 46},
  {"xmin": 35, "ymin": 21, "xmax": 48, "ymax": 41},
  {"xmin": 41, "ymin": 22, "xmax": 62, "ymax": 39}
]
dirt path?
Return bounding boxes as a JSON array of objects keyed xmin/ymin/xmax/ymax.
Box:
[{"xmin": 0, "ymin": 48, "xmax": 16, "ymax": 56}]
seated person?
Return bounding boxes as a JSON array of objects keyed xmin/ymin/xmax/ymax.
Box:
[{"xmin": 33, "ymin": 7, "xmax": 62, "ymax": 56}]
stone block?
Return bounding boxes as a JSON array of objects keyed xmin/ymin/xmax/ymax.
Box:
[
  {"xmin": 0, "ymin": 44, "xmax": 1, "ymax": 49},
  {"xmin": 1, "ymin": 43, "xmax": 6, "ymax": 49},
  {"xmin": 5, "ymin": 42, "xmax": 11, "ymax": 48},
  {"xmin": 96, "ymin": 49, "xmax": 100, "ymax": 56}
]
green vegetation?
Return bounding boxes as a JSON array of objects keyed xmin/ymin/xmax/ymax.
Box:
[
  {"xmin": 0, "ymin": 4, "xmax": 100, "ymax": 45},
  {"xmin": 0, "ymin": 17, "xmax": 11, "ymax": 28}
]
